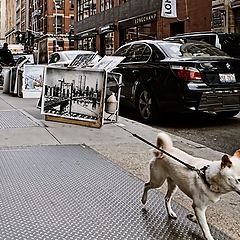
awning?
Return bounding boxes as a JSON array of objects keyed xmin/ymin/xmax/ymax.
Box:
[
  {"xmin": 119, "ymin": 11, "xmax": 157, "ymax": 29},
  {"xmin": 99, "ymin": 24, "xmax": 116, "ymax": 35},
  {"xmin": 76, "ymin": 28, "xmax": 97, "ymax": 39}
]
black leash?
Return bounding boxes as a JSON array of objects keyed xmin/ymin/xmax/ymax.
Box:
[{"xmin": 115, "ymin": 123, "xmax": 210, "ymax": 187}]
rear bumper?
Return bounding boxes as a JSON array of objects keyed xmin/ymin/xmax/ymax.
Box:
[{"xmin": 197, "ymin": 89, "xmax": 240, "ymax": 112}]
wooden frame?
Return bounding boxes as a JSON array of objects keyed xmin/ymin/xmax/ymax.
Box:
[{"xmin": 41, "ymin": 66, "xmax": 106, "ymax": 128}]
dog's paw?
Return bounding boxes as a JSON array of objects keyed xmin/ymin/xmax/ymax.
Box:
[
  {"xmin": 141, "ymin": 196, "xmax": 146, "ymax": 205},
  {"xmin": 187, "ymin": 214, "xmax": 198, "ymax": 223}
]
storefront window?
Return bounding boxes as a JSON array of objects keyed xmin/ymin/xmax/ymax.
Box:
[
  {"xmin": 78, "ymin": 37, "xmax": 96, "ymax": 51},
  {"xmin": 105, "ymin": 32, "xmax": 114, "ymax": 55},
  {"xmin": 138, "ymin": 23, "xmax": 157, "ymax": 40},
  {"xmin": 124, "ymin": 22, "xmax": 157, "ymax": 43},
  {"xmin": 100, "ymin": 0, "xmax": 114, "ymax": 11},
  {"xmin": 125, "ymin": 27, "xmax": 138, "ymax": 42},
  {"xmin": 77, "ymin": 0, "xmax": 97, "ymax": 21}
]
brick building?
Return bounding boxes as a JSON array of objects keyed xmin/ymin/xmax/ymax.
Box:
[
  {"xmin": 31, "ymin": 0, "xmax": 75, "ymax": 63},
  {"xmin": 75, "ymin": 0, "xmax": 212, "ymax": 56}
]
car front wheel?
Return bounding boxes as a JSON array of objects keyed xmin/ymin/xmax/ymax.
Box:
[{"xmin": 136, "ymin": 88, "xmax": 157, "ymax": 122}]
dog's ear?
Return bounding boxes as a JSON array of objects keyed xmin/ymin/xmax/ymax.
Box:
[
  {"xmin": 233, "ymin": 149, "xmax": 240, "ymax": 158},
  {"xmin": 221, "ymin": 155, "xmax": 232, "ymax": 169}
]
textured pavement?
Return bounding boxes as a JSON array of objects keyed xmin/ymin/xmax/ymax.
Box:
[{"xmin": 0, "ymin": 91, "xmax": 239, "ymax": 239}]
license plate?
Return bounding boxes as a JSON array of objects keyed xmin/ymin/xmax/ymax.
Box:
[{"xmin": 219, "ymin": 73, "xmax": 236, "ymax": 83}]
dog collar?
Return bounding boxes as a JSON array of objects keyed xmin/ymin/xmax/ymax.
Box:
[{"xmin": 199, "ymin": 165, "xmax": 211, "ymax": 188}]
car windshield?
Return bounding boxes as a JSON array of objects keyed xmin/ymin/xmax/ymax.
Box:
[{"xmin": 159, "ymin": 42, "xmax": 229, "ymax": 58}]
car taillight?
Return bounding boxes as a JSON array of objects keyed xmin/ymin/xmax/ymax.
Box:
[{"xmin": 171, "ymin": 66, "xmax": 202, "ymax": 81}]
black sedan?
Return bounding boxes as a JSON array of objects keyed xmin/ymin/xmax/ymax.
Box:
[{"xmin": 112, "ymin": 40, "xmax": 240, "ymax": 122}]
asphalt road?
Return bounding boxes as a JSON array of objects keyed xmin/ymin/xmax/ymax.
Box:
[{"xmin": 119, "ymin": 103, "xmax": 240, "ymax": 155}]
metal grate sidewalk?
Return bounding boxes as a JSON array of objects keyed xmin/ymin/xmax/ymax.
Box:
[
  {"xmin": 0, "ymin": 110, "xmax": 40, "ymax": 129},
  {"xmin": 0, "ymin": 145, "xmax": 232, "ymax": 240}
]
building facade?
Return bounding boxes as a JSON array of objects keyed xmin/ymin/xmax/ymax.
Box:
[
  {"xmin": 2, "ymin": 0, "xmax": 74, "ymax": 62},
  {"xmin": 5, "ymin": 0, "xmax": 16, "ymax": 44},
  {"xmin": 212, "ymin": 0, "xmax": 240, "ymax": 33},
  {"xmin": 0, "ymin": 0, "xmax": 6, "ymax": 44},
  {"xmin": 75, "ymin": 0, "xmax": 212, "ymax": 56},
  {"xmin": 28, "ymin": 0, "xmax": 75, "ymax": 63}
]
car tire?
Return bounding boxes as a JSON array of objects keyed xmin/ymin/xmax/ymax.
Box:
[
  {"xmin": 136, "ymin": 87, "xmax": 157, "ymax": 122},
  {"xmin": 216, "ymin": 110, "xmax": 239, "ymax": 118}
]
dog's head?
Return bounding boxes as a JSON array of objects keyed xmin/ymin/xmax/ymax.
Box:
[{"xmin": 220, "ymin": 149, "xmax": 240, "ymax": 195}]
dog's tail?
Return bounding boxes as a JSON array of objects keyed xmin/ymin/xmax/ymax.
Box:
[{"xmin": 153, "ymin": 132, "xmax": 173, "ymax": 158}]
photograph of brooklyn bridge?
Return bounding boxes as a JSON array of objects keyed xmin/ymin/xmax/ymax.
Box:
[{"xmin": 42, "ymin": 68, "xmax": 106, "ymax": 122}]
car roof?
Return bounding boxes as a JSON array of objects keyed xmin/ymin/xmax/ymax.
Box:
[
  {"xmin": 165, "ymin": 31, "xmax": 240, "ymax": 39},
  {"xmin": 120, "ymin": 40, "xmax": 170, "ymax": 47},
  {"xmin": 50, "ymin": 50, "xmax": 95, "ymax": 55}
]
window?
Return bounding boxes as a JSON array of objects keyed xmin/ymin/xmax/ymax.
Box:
[
  {"xmin": 77, "ymin": 0, "xmax": 96, "ymax": 21},
  {"xmin": 70, "ymin": 16, "xmax": 74, "ymax": 28},
  {"xmin": 141, "ymin": 46, "xmax": 152, "ymax": 62},
  {"xmin": 124, "ymin": 44, "xmax": 150, "ymax": 62},
  {"xmin": 78, "ymin": 37, "xmax": 96, "ymax": 51},
  {"xmin": 105, "ymin": 32, "xmax": 114, "ymax": 55},
  {"xmin": 100, "ymin": 0, "xmax": 114, "ymax": 11},
  {"xmin": 187, "ymin": 35, "xmax": 216, "ymax": 46},
  {"xmin": 56, "ymin": 16, "xmax": 63, "ymax": 34},
  {"xmin": 113, "ymin": 45, "xmax": 131, "ymax": 56},
  {"xmin": 70, "ymin": 0, "xmax": 74, "ymax": 9},
  {"xmin": 54, "ymin": 0, "xmax": 63, "ymax": 9},
  {"xmin": 124, "ymin": 22, "xmax": 157, "ymax": 44}
]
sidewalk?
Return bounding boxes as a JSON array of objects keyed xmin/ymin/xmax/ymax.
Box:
[{"xmin": 0, "ymin": 92, "xmax": 239, "ymax": 239}]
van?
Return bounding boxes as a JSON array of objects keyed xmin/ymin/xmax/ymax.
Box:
[{"xmin": 165, "ymin": 32, "xmax": 240, "ymax": 58}]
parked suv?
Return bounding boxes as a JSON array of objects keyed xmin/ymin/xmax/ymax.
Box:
[{"xmin": 165, "ymin": 32, "xmax": 240, "ymax": 58}]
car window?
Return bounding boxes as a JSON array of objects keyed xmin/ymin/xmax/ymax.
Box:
[
  {"xmin": 113, "ymin": 45, "xmax": 131, "ymax": 57},
  {"xmin": 186, "ymin": 35, "xmax": 216, "ymax": 46},
  {"xmin": 159, "ymin": 42, "xmax": 229, "ymax": 58},
  {"xmin": 141, "ymin": 46, "xmax": 152, "ymax": 61},
  {"xmin": 149, "ymin": 45, "xmax": 165, "ymax": 62},
  {"xmin": 49, "ymin": 53, "xmax": 60, "ymax": 63},
  {"xmin": 124, "ymin": 44, "xmax": 150, "ymax": 62}
]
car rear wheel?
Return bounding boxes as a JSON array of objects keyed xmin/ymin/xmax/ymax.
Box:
[
  {"xmin": 216, "ymin": 110, "xmax": 239, "ymax": 118},
  {"xmin": 136, "ymin": 87, "xmax": 157, "ymax": 122}
]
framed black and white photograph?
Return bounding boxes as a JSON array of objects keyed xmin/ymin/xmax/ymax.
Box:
[{"xmin": 41, "ymin": 66, "xmax": 106, "ymax": 128}]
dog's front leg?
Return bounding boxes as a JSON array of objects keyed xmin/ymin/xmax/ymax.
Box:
[{"xmin": 193, "ymin": 206, "xmax": 214, "ymax": 240}]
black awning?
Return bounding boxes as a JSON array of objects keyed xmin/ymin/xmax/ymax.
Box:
[{"xmin": 76, "ymin": 28, "xmax": 97, "ymax": 39}]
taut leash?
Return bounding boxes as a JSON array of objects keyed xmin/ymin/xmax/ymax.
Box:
[{"xmin": 115, "ymin": 123, "xmax": 210, "ymax": 187}]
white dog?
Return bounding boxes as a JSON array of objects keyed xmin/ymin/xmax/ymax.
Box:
[{"xmin": 141, "ymin": 132, "xmax": 240, "ymax": 240}]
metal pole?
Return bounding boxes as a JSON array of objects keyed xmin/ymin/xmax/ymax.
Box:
[{"xmin": 55, "ymin": 0, "xmax": 58, "ymax": 51}]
